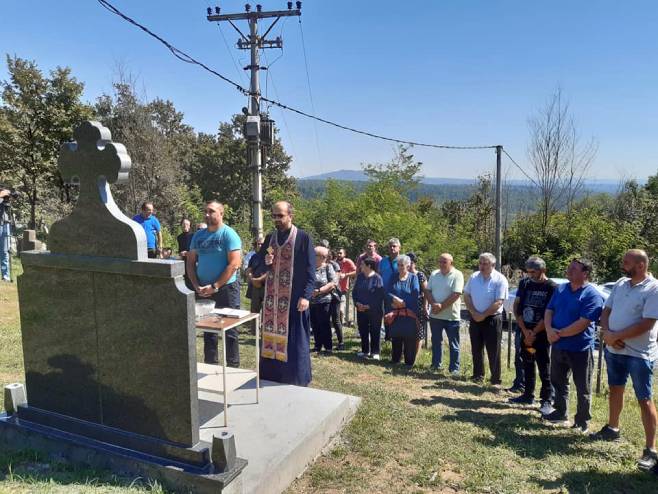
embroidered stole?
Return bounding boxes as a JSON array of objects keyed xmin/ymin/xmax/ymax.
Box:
[{"xmin": 262, "ymin": 225, "xmax": 297, "ymax": 362}]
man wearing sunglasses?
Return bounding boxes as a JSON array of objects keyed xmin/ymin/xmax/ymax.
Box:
[{"xmin": 257, "ymin": 201, "xmax": 316, "ymax": 386}]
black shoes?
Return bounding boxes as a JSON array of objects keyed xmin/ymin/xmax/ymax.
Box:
[
  {"xmin": 542, "ymin": 410, "xmax": 568, "ymax": 424},
  {"xmin": 638, "ymin": 448, "xmax": 658, "ymax": 471},
  {"xmin": 590, "ymin": 424, "xmax": 621, "ymax": 442},
  {"xmin": 509, "ymin": 395, "xmax": 535, "ymax": 406}
]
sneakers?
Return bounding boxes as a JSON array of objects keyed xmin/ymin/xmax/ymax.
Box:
[
  {"xmin": 509, "ymin": 395, "xmax": 535, "ymax": 406},
  {"xmin": 638, "ymin": 448, "xmax": 658, "ymax": 471},
  {"xmin": 571, "ymin": 422, "xmax": 589, "ymax": 434},
  {"xmin": 356, "ymin": 352, "xmax": 365, "ymax": 358},
  {"xmin": 542, "ymin": 410, "xmax": 568, "ymax": 424},
  {"xmin": 506, "ymin": 385, "xmax": 525, "ymax": 394},
  {"xmin": 337, "ymin": 343, "xmax": 345, "ymax": 351},
  {"xmin": 371, "ymin": 354, "xmax": 381, "ymax": 361},
  {"xmin": 590, "ymin": 424, "xmax": 621, "ymax": 442},
  {"xmin": 450, "ymin": 369, "xmax": 460, "ymax": 377},
  {"xmin": 471, "ymin": 376, "xmax": 484, "ymax": 384},
  {"xmin": 539, "ymin": 401, "xmax": 555, "ymax": 416}
]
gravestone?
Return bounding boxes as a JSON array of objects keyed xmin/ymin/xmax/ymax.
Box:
[
  {"xmin": 19, "ymin": 230, "xmax": 43, "ymax": 253},
  {"xmin": 0, "ymin": 121, "xmax": 246, "ymax": 492}
]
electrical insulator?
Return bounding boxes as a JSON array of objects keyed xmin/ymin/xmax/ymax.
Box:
[{"xmin": 207, "ymin": 7, "xmax": 212, "ymax": 15}]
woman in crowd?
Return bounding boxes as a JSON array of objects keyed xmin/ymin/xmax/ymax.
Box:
[
  {"xmin": 310, "ymin": 246, "xmax": 338, "ymax": 354},
  {"xmin": 352, "ymin": 257, "xmax": 385, "ymax": 360},
  {"xmin": 408, "ymin": 252, "xmax": 428, "ymax": 357},
  {"xmin": 386, "ymin": 254, "xmax": 421, "ymax": 366}
]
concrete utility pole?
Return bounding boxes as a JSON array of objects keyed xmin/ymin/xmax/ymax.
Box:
[
  {"xmin": 207, "ymin": 2, "xmax": 302, "ymax": 239},
  {"xmin": 495, "ymin": 145, "xmax": 502, "ymax": 268}
]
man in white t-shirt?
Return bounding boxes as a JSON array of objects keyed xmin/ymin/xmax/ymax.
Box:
[
  {"xmin": 463, "ymin": 252, "xmax": 509, "ymax": 386},
  {"xmin": 425, "ymin": 253, "xmax": 464, "ymax": 374},
  {"xmin": 591, "ymin": 249, "xmax": 658, "ymax": 473}
]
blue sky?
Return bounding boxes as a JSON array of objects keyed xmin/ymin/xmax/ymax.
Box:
[{"xmin": 1, "ymin": 0, "xmax": 657, "ymax": 180}]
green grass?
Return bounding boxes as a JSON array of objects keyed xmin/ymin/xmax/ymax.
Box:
[{"xmin": 1, "ymin": 259, "xmax": 658, "ymax": 493}]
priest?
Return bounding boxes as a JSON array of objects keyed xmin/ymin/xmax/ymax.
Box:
[{"xmin": 258, "ymin": 201, "xmax": 315, "ymax": 386}]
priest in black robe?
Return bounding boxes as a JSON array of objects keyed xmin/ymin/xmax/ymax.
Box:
[{"xmin": 257, "ymin": 201, "xmax": 315, "ymax": 386}]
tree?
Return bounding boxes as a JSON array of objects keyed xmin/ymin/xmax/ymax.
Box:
[
  {"xmin": 362, "ymin": 144, "xmax": 423, "ymax": 193},
  {"xmin": 95, "ymin": 79, "xmax": 197, "ymax": 231},
  {"xmin": 188, "ymin": 114, "xmax": 296, "ymax": 230},
  {"xmin": 527, "ymin": 88, "xmax": 597, "ymax": 231},
  {"xmin": 0, "ymin": 55, "xmax": 92, "ymax": 228}
]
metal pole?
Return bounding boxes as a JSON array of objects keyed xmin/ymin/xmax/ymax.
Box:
[
  {"xmin": 495, "ymin": 146, "xmax": 502, "ymax": 267},
  {"xmin": 507, "ymin": 317, "xmax": 513, "ymax": 369},
  {"xmin": 596, "ymin": 331, "xmax": 605, "ymax": 394},
  {"xmin": 248, "ymin": 18, "xmax": 263, "ymax": 240}
]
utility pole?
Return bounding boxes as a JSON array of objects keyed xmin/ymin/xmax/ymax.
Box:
[
  {"xmin": 207, "ymin": 2, "xmax": 302, "ymax": 239},
  {"xmin": 495, "ymin": 145, "xmax": 502, "ymax": 268}
]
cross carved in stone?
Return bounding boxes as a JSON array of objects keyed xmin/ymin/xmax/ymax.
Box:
[
  {"xmin": 59, "ymin": 120, "xmax": 131, "ymax": 198},
  {"xmin": 49, "ymin": 121, "xmax": 147, "ymax": 260}
]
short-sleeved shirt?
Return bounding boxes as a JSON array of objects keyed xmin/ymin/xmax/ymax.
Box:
[
  {"xmin": 464, "ymin": 270, "xmax": 508, "ymax": 314},
  {"xmin": 606, "ymin": 276, "xmax": 658, "ymax": 361},
  {"xmin": 515, "ymin": 277, "xmax": 557, "ymax": 328},
  {"xmin": 427, "ymin": 268, "xmax": 464, "ymax": 321},
  {"xmin": 379, "ymin": 255, "xmax": 399, "ymax": 291},
  {"xmin": 547, "ymin": 283, "xmax": 604, "ymax": 352},
  {"xmin": 338, "ymin": 258, "xmax": 357, "ymax": 293},
  {"xmin": 190, "ymin": 225, "xmax": 242, "ymax": 286},
  {"xmin": 312, "ymin": 264, "xmax": 337, "ymax": 305},
  {"xmin": 132, "ymin": 214, "xmax": 161, "ymax": 250}
]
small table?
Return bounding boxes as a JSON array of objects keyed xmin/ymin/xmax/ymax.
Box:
[{"xmin": 196, "ymin": 312, "xmax": 260, "ymax": 427}]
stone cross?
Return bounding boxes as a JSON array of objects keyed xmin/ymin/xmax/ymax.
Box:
[
  {"xmin": 49, "ymin": 121, "xmax": 147, "ymax": 259},
  {"xmin": 58, "ymin": 120, "xmax": 131, "ymax": 198}
]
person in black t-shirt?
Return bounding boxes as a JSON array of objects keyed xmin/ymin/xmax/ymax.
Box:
[
  {"xmin": 509, "ymin": 256, "xmax": 557, "ymax": 413},
  {"xmin": 177, "ymin": 218, "xmax": 194, "ymax": 289}
]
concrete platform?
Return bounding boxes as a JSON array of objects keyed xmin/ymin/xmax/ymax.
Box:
[{"xmin": 195, "ymin": 363, "xmax": 360, "ymax": 494}]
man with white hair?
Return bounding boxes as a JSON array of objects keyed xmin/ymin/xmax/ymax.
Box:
[
  {"xmin": 591, "ymin": 249, "xmax": 658, "ymax": 472},
  {"xmin": 463, "ymin": 253, "xmax": 509, "ymax": 386}
]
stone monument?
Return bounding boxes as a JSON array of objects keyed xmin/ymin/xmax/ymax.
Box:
[{"xmin": 0, "ymin": 121, "xmax": 246, "ymax": 493}]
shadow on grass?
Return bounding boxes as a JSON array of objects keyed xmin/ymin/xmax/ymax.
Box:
[
  {"xmin": 421, "ymin": 379, "xmax": 493, "ymax": 396},
  {"xmin": 532, "ymin": 468, "xmax": 658, "ymax": 493},
  {"xmin": 410, "ymin": 394, "xmax": 513, "ymax": 411},
  {"xmin": 441, "ymin": 407, "xmax": 588, "ymax": 460},
  {"xmin": 330, "ymin": 345, "xmax": 446, "ymax": 380}
]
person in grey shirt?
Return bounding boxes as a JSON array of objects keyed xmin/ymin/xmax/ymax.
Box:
[
  {"xmin": 591, "ymin": 249, "xmax": 658, "ymax": 472},
  {"xmin": 463, "ymin": 252, "xmax": 509, "ymax": 386}
]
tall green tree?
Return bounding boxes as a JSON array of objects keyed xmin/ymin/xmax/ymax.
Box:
[
  {"xmin": 95, "ymin": 81, "xmax": 197, "ymax": 230},
  {"xmin": 189, "ymin": 114, "xmax": 296, "ymax": 229},
  {"xmin": 0, "ymin": 55, "xmax": 92, "ymax": 228}
]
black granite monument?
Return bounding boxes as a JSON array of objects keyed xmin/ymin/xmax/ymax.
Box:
[{"xmin": 0, "ymin": 121, "xmax": 246, "ymax": 493}]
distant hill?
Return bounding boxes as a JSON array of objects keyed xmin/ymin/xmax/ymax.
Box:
[{"xmin": 298, "ymin": 169, "xmax": 623, "ymax": 194}]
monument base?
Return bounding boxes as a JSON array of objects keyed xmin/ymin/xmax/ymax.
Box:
[
  {"xmin": 196, "ymin": 363, "xmax": 361, "ymax": 494},
  {"xmin": 0, "ymin": 412, "xmax": 247, "ymax": 494},
  {"xmin": 1, "ymin": 365, "xmax": 360, "ymax": 494}
]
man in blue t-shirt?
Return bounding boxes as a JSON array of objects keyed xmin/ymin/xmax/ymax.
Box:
[
  {"xmin": 187, "ymin": 200, "xmax": 242, "ymax": 366},
  {"xmin": 132, "ymin": 201, "xmax": 163, "ymax": 258},
  {"xmin": 543, "ymin": 258, "xmax": 604, "ymax": 432}
]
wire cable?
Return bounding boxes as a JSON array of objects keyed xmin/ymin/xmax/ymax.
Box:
[
  {"xmin": 298, "ymin": 18, "xmax": 322, "ymax": 164},
  {"xmin": 97, "ymin": 0, "xmax": 499, "ymax": 151},
  {"xmin": 502, "ymin": 148, "xmax": 540, "ymax": 188}
]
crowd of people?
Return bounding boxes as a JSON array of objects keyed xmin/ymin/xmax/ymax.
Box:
[{"xmin": 133, "ymin": 199, "xmax": 658, "ymax": 475}]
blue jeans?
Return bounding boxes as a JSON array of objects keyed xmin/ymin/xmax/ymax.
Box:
[
  {"xmin": 429, "ymin": 319, "xmax": 460, "ymax": 371},
  {"xmin": 0, "ymin": 223, "xmax": 10, "ymax": 280}
]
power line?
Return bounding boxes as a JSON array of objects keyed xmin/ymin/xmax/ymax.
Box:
[
  {"xmin": 298, "ymin": 18, "xmax": 322, "ymax": 165},
  {"xmin": 217, "ymin": 23, "xmax": 247, "ymax": 85},
  {"xmin": 97, "ymin": 0, "xmax": 498, "ymax": 151},
  {"xmin": 501, "ymin": 148, "xmax": 540, "ymax": 187}
]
